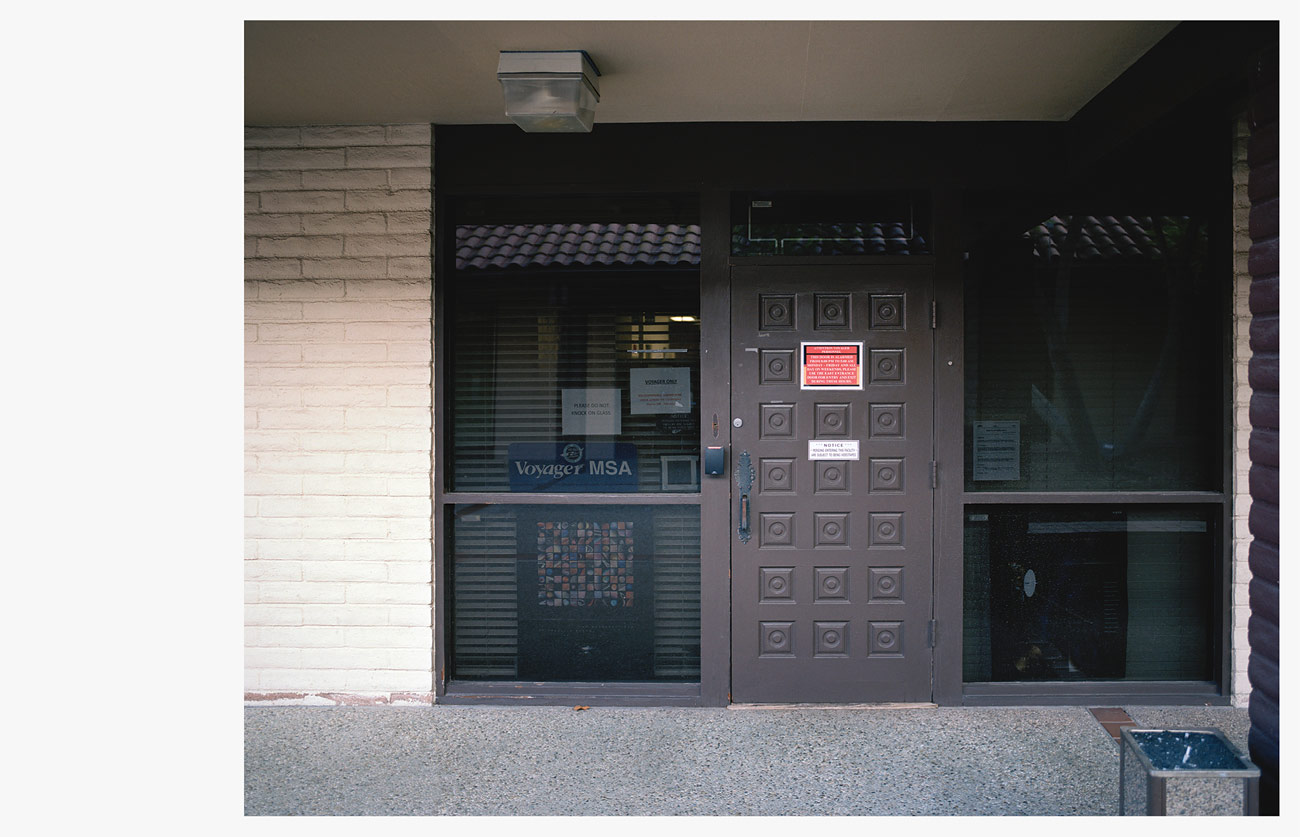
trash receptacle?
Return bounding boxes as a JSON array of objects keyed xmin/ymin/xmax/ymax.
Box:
[{"xmin": 1120, "ymin": 728, "xmax": 1260, "ymax": 815}]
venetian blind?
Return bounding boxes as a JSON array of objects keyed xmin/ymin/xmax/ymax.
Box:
[{"xmin": 449, "ymin": 273, "xmax": 701, "ymax": 493}]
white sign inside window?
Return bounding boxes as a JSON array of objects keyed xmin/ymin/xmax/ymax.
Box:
[
  {"xmin": 808, "ymin": 440, "xmax": 860, "ymax": 461},
  {"xmin": 562, "ymin": 388, "xmax": 622, "ymax": 436},
  {"xmin": 972, "ymin": 420, "xmax": 1020, "ymax": 481},
  {"xmin": 630, "ymin": 368, "xmax": 692, "ymax": 415}
]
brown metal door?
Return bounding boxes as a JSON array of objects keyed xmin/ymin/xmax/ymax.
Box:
[{"xmin": 730, "ymin": 264, "xmax": 934, "ymax": 703}]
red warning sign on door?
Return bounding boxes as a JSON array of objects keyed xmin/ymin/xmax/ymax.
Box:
[{"xmin": 801, "ymin": 342, "xmax": 863, "ymax": 389}]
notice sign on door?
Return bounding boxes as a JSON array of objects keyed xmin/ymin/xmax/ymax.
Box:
[
  {"xmin": 801, "ymin": 342, "xmax": 864, "ymax": 390},
  {"xmin": 808, "ymin": 440, "xmax": 860, "ymax": 460}
]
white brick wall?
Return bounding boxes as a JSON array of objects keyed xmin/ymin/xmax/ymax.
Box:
[
  {"xmin": 245, "ymin": 124, "xmax": 433, "ymax": 703},
  {"xmin": 1230, "ymin": 116, "xmax": 1253, "ymax": 707}
]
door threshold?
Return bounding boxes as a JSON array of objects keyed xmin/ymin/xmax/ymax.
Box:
[{"xmin": 729, "ymin": 702, "xmax": 938, "ymax": 710}]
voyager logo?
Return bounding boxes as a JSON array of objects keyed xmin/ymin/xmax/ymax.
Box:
[
  {"xmin": 512, "ymin": 459, "xmax": 633, "ymax": 478},
  {"xmin": 507, "ymin": 442, "xmax": 639, "ymax": 492}
]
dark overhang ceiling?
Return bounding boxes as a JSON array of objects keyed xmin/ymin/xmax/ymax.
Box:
[{"xmin": 245, "ymin": 21, "xmax": 1179, "ymax": 126}]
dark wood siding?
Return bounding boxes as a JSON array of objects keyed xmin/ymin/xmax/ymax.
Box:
[{"xmin": 1246, "ymin": 42, "xmax": 1280, "ymax": 816}]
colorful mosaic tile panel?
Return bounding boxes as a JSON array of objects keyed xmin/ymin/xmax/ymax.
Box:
[{"xmin": 537, "ymin": 520, "xmax": 635, "ymax": 607}]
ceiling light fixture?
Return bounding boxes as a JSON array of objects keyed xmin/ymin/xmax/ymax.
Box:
[{"xmin": 497, "ymin": 50, "xmax": 601, "ymax": 133}]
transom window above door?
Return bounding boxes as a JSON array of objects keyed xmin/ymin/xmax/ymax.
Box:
[{"xmin": 730, "ymin": 191, "xmax": 931, "ymax": 257}]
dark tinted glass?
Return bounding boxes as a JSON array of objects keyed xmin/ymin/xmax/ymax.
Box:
[
  {"xmin": 962, "ymin": 505, "xmax": 1215, "ymax": 683},
  {"xmin": 964, "ymin": 215, "xmax": 1221, "ymax": 491},
  {"xmin": 450, "ymin": 504, "xmax": 701, "ymax": 681}
]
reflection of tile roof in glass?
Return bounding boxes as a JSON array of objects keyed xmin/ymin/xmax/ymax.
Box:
[
  {"xmin": 731, "ymin": 222, "xmax": 929, "ymax": 256},
  {"xmin": 1025, "ymin": 215, "xmax": 1176, "ymax": 261},
  {"xmin": 456, "ymin": 223, "xmax": 702, "ymax": 270}
]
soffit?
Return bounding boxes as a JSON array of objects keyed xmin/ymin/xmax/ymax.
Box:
[{"xmin": 244, "ymin": 20, "xmax": 1178, "ymax": 126}]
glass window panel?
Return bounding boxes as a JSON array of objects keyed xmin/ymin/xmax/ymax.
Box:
[
  {"xmin": 449, "ymin": 272, "xmax": 700, "ymax": 493},
  {"xmin": 730, "ymin": 191, "xmax": 931, "ymax": 256},
  {"xmin": 962, "ymin": 505, "xmax": 1215, "ymax": 683},
  {"xmin": 449, "ymin": 504, "xmax": 701, "ymax": 682},
  {"xmin": 964, "ymin": 214, "xmax": 1221, "ymax": 491}
]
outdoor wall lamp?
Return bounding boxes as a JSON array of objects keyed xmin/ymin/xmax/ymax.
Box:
[{"xmin": 497, "ymin": 50, "xmax": 601, "ymax": 133}]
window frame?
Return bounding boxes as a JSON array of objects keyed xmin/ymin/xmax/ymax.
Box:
[{"xmin": 950, "ymin": 200, "xmax": 1235, "ymax": 705}]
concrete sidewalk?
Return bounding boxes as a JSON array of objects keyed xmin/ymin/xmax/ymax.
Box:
[{"xmin": 244, "ymin": 703, "xmax": 1250, "ymax": 816}]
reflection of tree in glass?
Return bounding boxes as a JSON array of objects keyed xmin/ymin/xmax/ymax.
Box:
[{"xmin": 1028, "ymin": 215, "xmax": 1205, "ymax": 480}]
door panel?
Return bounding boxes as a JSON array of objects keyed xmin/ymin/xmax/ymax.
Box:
[{"xmin": 730, "ymin": 265, "xmax": 934, "ymax": 703}]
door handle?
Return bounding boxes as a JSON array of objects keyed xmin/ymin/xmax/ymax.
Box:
[{"xmin": 735, "ymin": 450, "xmax": 754, "ymax": 543}]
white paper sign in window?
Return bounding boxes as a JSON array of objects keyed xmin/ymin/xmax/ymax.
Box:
[
  {"xmin": 972, "ymin": 420, "xmax": 1020, "ymax": 480},
  {"xmin": 562, "ymin": 388, "xmax": 622, "ymax": 436},
  {"xmin": 630, "ymin": 368, "xmax": 692, "ymax": 415}
]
